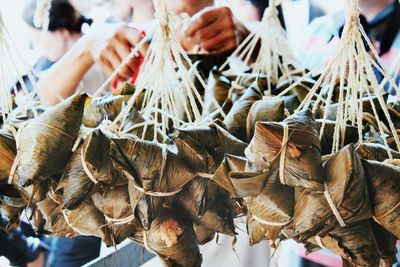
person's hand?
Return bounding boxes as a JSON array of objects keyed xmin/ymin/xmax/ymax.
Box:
[
  {"xmin": 85, "ymin": 23, "xmax": 148, "ymax": 83},
  {"xmin": 181, "ymin": 7, "xmax": 250, "ymax": 55}
]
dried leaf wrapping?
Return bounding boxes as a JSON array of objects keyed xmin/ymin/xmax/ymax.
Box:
[
  {"xmin": 0, "ymin": 131, "xmax": 16, "ymax": 182},
  {"xmin": 82, "ymin": 129, "xmax": 117, "ymax": 186},
  {"xmin": 282, "ymin": 95, "xmax": 301, "ymax": 114},
  {"xmin": 15, "ymin": 180, "xmax": 49, "ymax": 204},
  {"xmin": 0, "ymin": 184, "xmax": 26, "ymax": 207},
  {"xmin": 174, "ymin": 131, "xmax": 216, "ymax": 173},
  {"xmin": 0, "ymin": 203, "xmax": 21, "ymax": 229},
  {"xmin": 175, "ymin": 176, "xmax": 236, "ymax": 236},
  {"xmin": 193, "ymin": 223, "xmax": 215, "ymax": 245},
  {"xmin": 245, "ymin": 171, "xmax": 294, "ymax": 241},
  {"xmin": 56, "ymin": 146, "xmax": 94, "ymax": 210},
  {"xmin": 224, "ymin": 83, "xmax": 263, "ymax": 141},
  {"xmin": 245, "ymin": 109, "xmax": 324, "ymax": 190},
  {"xmin": 371, "ymin": 222, "xmax": 398, "ymax": 267},
  {"xmin": 316, "ymin": 220, "xmax": 380, "ymax": 267},
  {"xmin": 356, "ymin": 143, "xmax": 400, "ymax": 162},
  {"xmin": 92, "ymin": 185, "xmax": 136, "ymax": 245},
  {"xmin": 83, "ymin": 95, "xmax": 124, "ymax": 128},
  {"xmin": 112, "ymin": 138, "xmax": 195, "ymax": 229},
  {"xmin": 64, "ymin": 200, "xmax": 108, "ymax": 241},
  {"xmin": 121, "ymin": 107, "xmax": 165, "ymax": 142},
  {"xmin": 247, "ymin": 215, "xmax": 280, "ymax": 245},
  {"xmin": 325, "ymin": 144, "xmax": 373, "ymax": 225},
  {"xmin": 174, "ymin": 123, "xmax": 247, "ymax": 165},
  {"xmin": 246, "ymin": 96, "xmax": 284, "ymax": 141},
  {"xmin": 204, "ymin": 69, "xmax": 231, "ymax": 114},
  {"xmin": 362, "ymin": 159, "xmax": 400, "ymax": 239},
  {"xmin": 16, "ymin": 93, "xmax": 87, "ymax": 186},
  {"xmin": 145, "ymin": 210, "xmax": 202, "ymax": 267},
  {"xmin": 317, "ymin": 120, "xmax": 359, "ymax": 155},
  {"xmin": 112, "ymin": 138, "xmax": 195, "ymax": 194},
  {"xmin": 212, "ymin": 154, "xmax": 266, "ymax": 197},
  {"xmin": 292, "ymin": 187, "xmax": 332, "ymax": 242},
  {"xmin": 36, "ymin": 198, "xmax": 74, "ymax": 237}
]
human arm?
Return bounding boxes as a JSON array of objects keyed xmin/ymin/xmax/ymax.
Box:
[
  {"xmin": 179, "ymin": 6, "xmax": 251, "ymax": 55},
  {"xmin": 37, "ymin": 23, "xmax": 145, "ymax": 106}
]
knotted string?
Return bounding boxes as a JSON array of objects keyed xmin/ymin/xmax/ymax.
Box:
[
  {"xmin": 252, "ymin": 214, "xmax": 292, "ymax": 227},
  {"xmin": 278, "ymin": 122, "xmax": 289, "ymax": 185},
  {"xmin": 219, "ymin": 0, "xmax": 302, "ymax": 95},
  {"xmin": 324, "ymin": 189, "xmax": 346, "ymax": 227},
  {"xmin": 277, "ymin": 0, "xmax": 400, "ymax": 156}
]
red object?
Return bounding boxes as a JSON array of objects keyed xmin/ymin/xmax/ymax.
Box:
[{"xmin": 111, "ymin": 29, "xmax": 146, "ymax": 90}]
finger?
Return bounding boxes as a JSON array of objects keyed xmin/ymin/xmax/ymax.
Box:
[
  {"xmin": 200, "ymin": 30, "xmax": 236, "ymax": 52},
  {"xmin": 193, "ymin": 22, "xmax": 219, "ymax": 42},
  {"xmin": 185, "ymin": 8, "xmax": 219, "ymax": 37},
  {"xmin": 102, "ymin": 48, "xmax": 133, "ymax": 80},
  {"xmin": 209, "ymin": 38, "xmax": 237, "ymax": 55},
  {"xmin": 193, "ymin": 11, "xmax": 234, "ymax": 42},
  {"xmin": 98, "ymin": 55, "xmax": 115, "ymax": 76},
  {"xmin": 117, "ymin": 64, "xmax": 135, "ymax": 80},
  {"xmin": 124, "ymin": 54, "xmax": 140, "ymax": 74},
  {"xmin": 114, "ymin": 73, "xmax": 128, "ymax": 83},
  {"xmin": 111, "ymin": 37, "xmax": 132, "ymax": 65},
  {"xmin": 102, "ymin": 46, "xmax": 122, "ymax": 67},
  {"xmin": 112, "ymin": 39, "xmax": 139, "ymax": 76},
  {"xmin": 124, "ymin": 28, "xmax": 146, "ymax": 51}
]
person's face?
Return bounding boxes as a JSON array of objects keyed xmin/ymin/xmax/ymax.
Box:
[
  {"xmin": 166, "ymin": 0, "xmax": 214, "ymax": 16},
  {"xmin": 30, "ymin": 28, "xmax": 71, "ymax": 62}
]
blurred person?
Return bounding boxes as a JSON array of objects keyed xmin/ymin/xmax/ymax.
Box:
[
  {"xmin": 23, "ymin": 0, "xmax": 93, "ymax": 71},
  {"xmin": 303, "ymin": 0, "xmax": 399, "ymax": 95},
  {"xmin": 0, "ymin": 213, "xmax": 48, "ymax": 267},
  {"xmin": 168, "ymin": 0, "xmax": 251, "ymax": 55},
  {"xmin": 22, "ymin": 1, "xmax": 104, "ymax": 266},
  {"xmin": 37, "ymin": 0, "xmax": 253, "ymax": 105},
  {"xmin": 220, "ymin": 0, "xmax": 260, "ymax": 23}
]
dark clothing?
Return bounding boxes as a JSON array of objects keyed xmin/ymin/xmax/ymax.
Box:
[
  {"xmin": 249, "ymin": 0, "xmax": 325, "ymax": 27},
  {"xmin": 0, "ymin": 214, "xmax": 43, "ymax": 266},
  {"xmin": 48, "ymin": 236, "xmax": 101, "ymax": 267}
]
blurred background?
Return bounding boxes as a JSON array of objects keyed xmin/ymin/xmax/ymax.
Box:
[{"xmin": 0, "ymin": 0, "xmax": 344, "ymax": 69}]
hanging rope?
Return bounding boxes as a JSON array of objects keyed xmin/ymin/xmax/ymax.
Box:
[
  {"xmin": 0, "ymin": 12, "xmax": 39, "ymax": 124},
  {"xmin": 34, "ymin": 0, "xmax": 52, "ymax": 31},
  {"xmin": 278, "ymin": 0, "xmax": 400, "ymax": 156},
  {"xmin": 91, "ymin": 0, "xmax": 224, "ymax": 142},
  {"xmin": 219, "ymin": 0, "xmax": 302, "ymax": 94}
]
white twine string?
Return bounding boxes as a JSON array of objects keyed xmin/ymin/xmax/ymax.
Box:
[
  {"xmin": 324, "ymin": 189, "xmax": 346, "ymax": 227},
  {"xmin": 315, "ymin": 235, "xmax": 327, "ymax": 250},
  {"xmin": 7, "ymin": 121, "xmax": 28, "ymax": 185},
  {"xmin": 62, "ymin": 209, "xmax": 87, "ymax": 236},
  {"xmin": 279, "ymin": 0, "xmax": 400, "ymax": 155},
  {"xmin": 80, "ymin": 147, "xmax": 99, "ymax": 184},
  {"xmin": 0, "ymin": 11, "xmax": 41, "ymax": 125},
  {"xmin": 278, "ymin": 122, "xmax": 289, "ymax": 185},
  {"xmin": 252, "ymin": 214, "xmax": 292, "ymax": 227},
  {"xmin": 121, "ymin": 170, "xmax": 182, "ymax": 197},
  {"xmin": 91, "ymin": 0, "xmax": 224, "ymax": 142},
  {"xmin": 104, "ymin": 213, "xmax": 136, "ymax": 225},
  {"xmin": 219, "ymin": 0, "xmax": 303, "ymax": 91}
]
